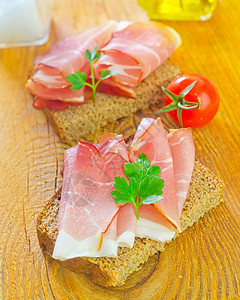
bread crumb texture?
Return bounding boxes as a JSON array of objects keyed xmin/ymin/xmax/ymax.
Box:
[{"xmin": 37, "ymin": 161, "xmax": 223, "ymax": 287}]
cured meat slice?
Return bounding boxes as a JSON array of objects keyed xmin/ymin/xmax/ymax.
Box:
[
  {"xmin": 53, "ymin": 117, "xmax": 195, "ymax": 260},
  {"xmin": 97, "ymin": 133, "xmax": 129, "ymax": 161},
  {"xmin": 130, "ymin": 118, "xmax": 155, "ymax": 146},
  {"xmin": 129, "ymin": 117, "xmax": 181, "ymax": 230},
  {"xmin": 117, "ymin": 203, "xmax": 136, "ymax": 247},
  {"xmin": 168, "ymin": 128, "xmax": 195, "ymax": 216},
  {"xmin": 94, "ymin": 22, "xmax": 181, "ymax": 96},
  {"xmin": 32, "ymin": 84, "xmax": 93, "ymax": 110},
  {"xmin": 32, "ymin": 98, "xmax": 64, "ymax": 110},
  {"xmin": 57, "ymin": 145, "xmax": 79, "ymax": 227},
  {"xmin": 34, "ymin": 21, "xmax": 118, "ymax": 77},
  {"xmin": 27, "ymin": 21, "xmax": 118, "ymax": 111},
  {"xmin": 101, "ymin": 38, "xmax": 159, "ymax": 80},
  {"xmin": 136, "ymin": 205, "xmax": 176, "ymax": 242},
  {"xmin": 53, "ymin": 138, "xmax": 128, "ymax": 259},
  {"xmin": 27, "ymin": 60, "xmax": 91, "ymax": 108},
  {"xmin": 31, "ymin": 66, "xmax": 69, "ymax": 89},
  {"xmin": 94, "ymin": 81, "xmax": 135, "ymax": 98},
  {"xmin": 27, "ymin": 79, "xmax": 86, "ymax": 102},
  {"xmin": 94, "ymin": 50, "xmax": 142, "ymax": 87},
  {"xmin": 32, "ymin": 98, "xmax": 82, "ymax": 111},
  {"xmin": 27, "ymin": 21, "xmax": 181, "ymax": 110},
  {"xmin": 112, "ymin": 22, "xmax": 181, "ymax": 80}
]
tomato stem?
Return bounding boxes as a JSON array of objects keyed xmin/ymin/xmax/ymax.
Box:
[{"xmin": 155, "ymin": 81, "xmax": 201, "ymax": 127}]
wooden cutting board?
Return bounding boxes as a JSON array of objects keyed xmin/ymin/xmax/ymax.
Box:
[{"xmin": 0, "ymin": 0, "xmax": 240, "ymax": 299}]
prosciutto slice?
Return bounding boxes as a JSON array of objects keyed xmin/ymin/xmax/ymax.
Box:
[
  {"xmin": 53, "ymin": 137, "xmax": 130, "ymax": 260},
  {"xmin": 53, "ymin": 117, "xmax": 195, "ymax": 259},
  {"xmin": 27, "ymin": 21, "xmax": 118, "ymax": 110},
  {"xmin": 32, "ymin": 98, "xmax": 82, "ymax": 111},
  {"xmin": 94, "ymin": 22, "xmax": 181, "ymax": 96},
  {"xmin": 31, "ymin": 67, "xmax": 69, "ymax": 89},
  {"xmin": 97, "ymin": 133, "xmax": 129, "ymax": 161},
  {"xmin": 94, "ymin": 51, "xmax": 143, "ymax": 88},
  {"xmin": 117, "ymin": 203, "xmax": 136, "ymax": 247},
  {"xmin": 168, "ymin": 128, "xmax": 195, "ymax": 216},
  {"xmin": 129, "ymin": 118, "xmax": 181, "ymax": 230},
  {"xmin": 26, "ymin": 79, "xmax": 86, "ymax": 102},
  {"xmin": 34, "ymin": 21, "xmax": 118, "ymax": 77},
  {"xmin": 136, "ymin": 205, "xmax": 176, "ymax": 242},
  {"xmin": 27, "ymin": 21, "xmax": 181, "ymax": 110}
]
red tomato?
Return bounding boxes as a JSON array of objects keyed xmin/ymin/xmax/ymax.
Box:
[{"xmin": 164, "ymin": 74, "xmax": 220, "ymax": 127}]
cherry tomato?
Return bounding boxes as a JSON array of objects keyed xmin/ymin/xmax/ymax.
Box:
[{"xmin": 164, "ymin": 74, "xmax": 220, "ymax": 127}]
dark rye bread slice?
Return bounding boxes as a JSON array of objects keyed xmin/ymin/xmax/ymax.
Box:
[
  {"xmin": 37, "ymin": 161, "xmax": 224, "ymax": 287},
  {"xmin": 45, "ymin": 61, "xmax": 181, "ymax": 144}
]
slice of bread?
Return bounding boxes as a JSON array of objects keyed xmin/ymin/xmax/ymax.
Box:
[
  {"xmin": 45, "ymin": 61, "xmax": 180, "ymax": 144},
  {"xmin": 37, "ymin": 161, "xmax": 223, "ymax": 287}
]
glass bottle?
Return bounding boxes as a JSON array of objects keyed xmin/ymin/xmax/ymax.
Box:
[{"xmin": 138, "ymin": 0, "xmax": 217, "ymax": 21}]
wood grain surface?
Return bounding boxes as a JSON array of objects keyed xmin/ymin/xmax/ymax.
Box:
[{"xmin": 0, "ymin": 0, "xmax": 240, "ymax": 299}]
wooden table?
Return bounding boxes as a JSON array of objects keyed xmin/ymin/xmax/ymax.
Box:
[{"xmin": 0, "ymin": 0, "xmax": 240, "ymax": 299}]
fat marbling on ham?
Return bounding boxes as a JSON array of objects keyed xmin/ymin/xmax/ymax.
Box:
[{"xmin": 53, "ymin": 118, "xmax": 195, "ymax": 260}]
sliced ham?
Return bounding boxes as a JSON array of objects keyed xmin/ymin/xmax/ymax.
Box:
[
  {"xmin": 31, "ymin": 66, "xmax": 70, "ymax": 89},
  {"xmin": 94, "ymin": 22, "xmax": 181, "ymax": 96},
  {"xmin": 101, "ymin": 38, "xmax": 159, "ymax": 80},
  {"xmin": 168, "ymin": 128, "xmax": 195, "ymax": 216},
  {"xmin": 94, "ymin": 50, "xmax": 142, "ymax": 87},
  {"xmin": 97, "ymin": 133, "xmax": 129, "ymax": 161},
  {"xmin": 129, "ymin": 118, "xmax": 181, "ymax": 230},
  {"xmin": 27, "ymin": 21, "xmax": 181, "ymax": 110},
  {"xmin": 53, "ymin": 138, "xmax": 129, "ymax": 259},
  {"xmin": 27, "ymin": 79, "xmax": 86, "ymax": 102},
  {"xmin": 27, "ymin": 21, "xmax": 118, "ymax": 110},
  {"xmin": 117, "ymin": 203, "xmax": 136, "ymax": 247},
  {"xmin": 94, "ymin": 81, "xmax": 135, "ymax": 98},
  {"xmin": 57, "ymin": 145, "xmax": 79, "ymax": 228},
  {"xmin": 27, "ymin": 55, "xmax": 92, "ymax": 108},
  {"xmin": 33, "ymin": 98, "xmax": 80, "ymax": 111},
  {"xmin": 32, "ymin": 85, "xmax": 93, "ymax": 110},
  {"xmin": 34, "ymin": 21, "xmax": 118, "ymax": 78},
  {"xmin": 112, "ymin": 22, "xmax": 181, "ymax": 79},
  {"xmin": 53, "ymin": 117, "xmax": 195, "ymax": 259},
  {"xmin": 136, "ymin": 205, "xmax": 176, "ymax": 242}
]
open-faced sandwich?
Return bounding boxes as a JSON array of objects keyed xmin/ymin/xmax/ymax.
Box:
[
  {"xmin": 26, "ymin": 21, "xmax": 181, "ymax": 144},
  {"xmin": 37, "ymin": 117, "xmax": 223, "ymax": 287}
]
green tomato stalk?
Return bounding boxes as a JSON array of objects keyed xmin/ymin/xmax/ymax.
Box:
[{"xmin": 155, "ymin": 81, "xmax": 201, "ymax": 127}]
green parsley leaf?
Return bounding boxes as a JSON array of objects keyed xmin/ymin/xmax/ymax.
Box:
[
  {"xmin": 111, "ymin": 177, "xmax": 138, "ymax": 204},
  {"xmin": 92, "ymin": 52, "xmax": 103, "ymax": 62},
  {"xmin": 84, "ymin": 49, "xmax": 92, "ymax": 62},
  {"xmin": 111, "ymin": 153, "xmax": 164, "ymax": 219},
  {"xmin": 66, "ymin": 46, "xmax": 118, "ymax": 102},
  {"xmin": 90, "ymin": 45, "xmax": 98, "ymax": 60},
  {"xmin": 147, "ymin": 165, "xmax": 161, "ymax": 176},
  {"xmin": 100, "ymin": 69, "xmax": 119, "ymax": 80},
  {"xmin": 100, "ymin": 69, "xmax": 111, "ymax": 80},
  {"xmin": 140, "ymin": 176, "xmax": 164, "ymax": 203},
  {"xmin": 66, "ymin": 71, "xmax": 87, "ymax": 90}
]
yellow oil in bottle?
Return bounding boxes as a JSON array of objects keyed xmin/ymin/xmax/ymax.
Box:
[{"xmin": 138, "ymin": 0, "xmax": 217, "ymax": 21}]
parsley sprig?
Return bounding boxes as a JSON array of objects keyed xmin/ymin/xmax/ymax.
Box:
[
  {"xmin": 111, "ymin": 153, "xmax": 164, "ymax": 220},
  {"xmin": 66, "ymin": 46, "xmax": 117, "ymax": 102}
]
